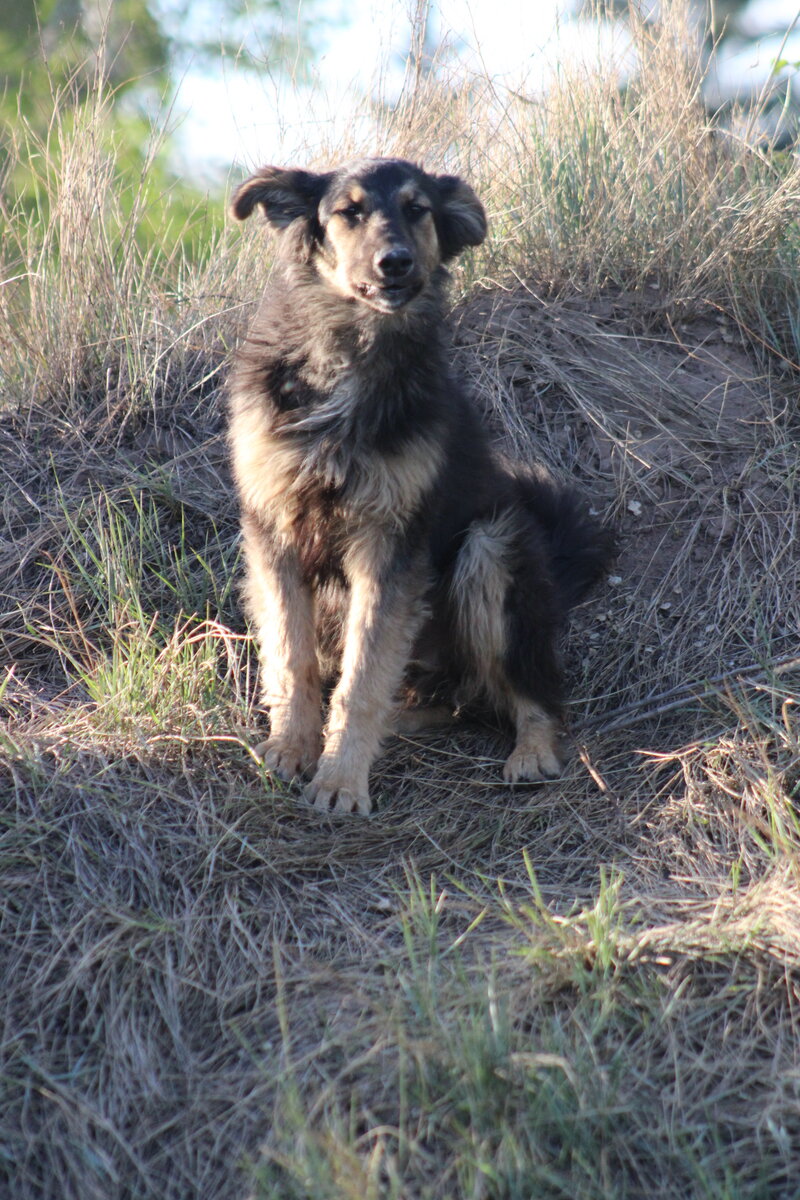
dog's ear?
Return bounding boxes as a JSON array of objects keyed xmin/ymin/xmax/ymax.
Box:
[
  {"xmin": 230, "ymin": 166, "xmax": 330, "ymax": 230},
  {"xmin": 432, "ymin": 174, "xmax": 487, "ymax": 260}
]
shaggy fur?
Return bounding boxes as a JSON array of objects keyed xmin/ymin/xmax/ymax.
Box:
[{"xmin": 228, "ymin": 157, "xmax": 616, "ymax": 814}]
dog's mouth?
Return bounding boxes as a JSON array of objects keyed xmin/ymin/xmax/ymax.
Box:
[{"xmin": 354, "ymin": 280, "xmax": 422, "ymax": 312}]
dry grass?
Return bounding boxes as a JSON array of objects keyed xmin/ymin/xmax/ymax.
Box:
[{"xmin": 3, "ymin": 3, "xmax": 800, "ymax": 1197}]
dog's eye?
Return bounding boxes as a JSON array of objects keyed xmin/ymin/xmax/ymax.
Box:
[
  {"xmin": 339, "ymin": 202, "xmax": 363, "ymax": 219},
  {"xmin": 406, "ymin": 202, "xmax": 429, "ymax": 218}
]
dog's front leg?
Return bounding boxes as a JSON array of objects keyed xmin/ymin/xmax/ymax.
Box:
[
  {"xmin": 242, "ymin": 514, "xmax": 322, "ymax": 780},
  {"xmin": 306, "ymin": 543, "xmax": 425, "ymax": 815}
]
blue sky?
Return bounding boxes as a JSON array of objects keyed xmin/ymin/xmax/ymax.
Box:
[
  {"xmin": 171, "ymin": 0, "xmax": 800, "ymax": 174},
  {"xmin": 174, "ymin": 0, "xmax": 624, "ymax": 172}
]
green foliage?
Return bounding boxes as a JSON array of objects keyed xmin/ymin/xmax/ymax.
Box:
[
  {"xmin": 0, "ymin": 0, "xmax": 319, "ymax": 258},
  {"xmin": 0, "ymin": 0, "xmax": 170, "ymax": 120}
]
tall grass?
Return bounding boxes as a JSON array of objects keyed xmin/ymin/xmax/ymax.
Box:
[{"xmin": 2, "ymin": 3, "xmax": 800, "ymax": 1197}]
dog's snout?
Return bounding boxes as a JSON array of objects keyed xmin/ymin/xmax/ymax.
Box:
[{"xmin": 375, "ymin": 246, "xmax": 414, "ymax": 279}]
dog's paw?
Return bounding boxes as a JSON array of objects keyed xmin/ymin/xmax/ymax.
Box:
[
  {"xmin": 305, "ymin": 763, "xmax": 372, "ymax": 816},
  {"xmin": 503, "ymin": 740, "xmax": 564, "ymax": 783},
  {"xmin": 254, "ymin": 733, "xmax": 321, "ymax": 782}
]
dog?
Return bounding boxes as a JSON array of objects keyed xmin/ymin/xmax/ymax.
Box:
[{"xmin": 227, "ymin": 157, "xmax": 616, "ymax": 815}]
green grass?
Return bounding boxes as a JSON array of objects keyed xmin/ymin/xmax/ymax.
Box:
[
  {"xmin": 250, "ymin": 864, "xmax": 797, "ymax": 1200},
  {"xmin": 3, "ymin": 2, "xmax": 800, "ymax": 1197}
]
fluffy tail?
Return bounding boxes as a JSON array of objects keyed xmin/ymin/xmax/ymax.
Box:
[{"xmin": 513, "ymin": 464, "xmax": 618, "ymax": 611}]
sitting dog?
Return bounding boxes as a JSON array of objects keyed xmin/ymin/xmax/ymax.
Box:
[{"xmin": 228, "ymin": 157, "xmax": 615, "ymax": 814}]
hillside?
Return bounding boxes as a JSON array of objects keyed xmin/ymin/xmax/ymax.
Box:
[{"xmin": 3, "ymin": 7, "xmax": 800, "ymax": 1196}]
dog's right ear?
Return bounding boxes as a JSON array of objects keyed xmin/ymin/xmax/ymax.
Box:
[{"xmin": 230, "ymin": 167, "xmax": 330, "ymax": 230}]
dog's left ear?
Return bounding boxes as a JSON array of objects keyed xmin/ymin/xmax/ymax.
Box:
[{"xmin": 432, "ymin": 174, "xmax": 487, "ymax": 260}]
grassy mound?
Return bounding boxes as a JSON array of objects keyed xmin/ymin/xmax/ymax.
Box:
[{"xmin": 3, "ymin": 4, "xmax": 800, "ymax": 1196}]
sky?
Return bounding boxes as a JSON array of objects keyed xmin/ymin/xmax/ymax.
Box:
[
  {"xmin": 174, "ymin": 0, "xmax": 622, "ymax": 174},
  {"xmin": 172, "ymin": 0, "xmax": 800, "ymax": 175}
]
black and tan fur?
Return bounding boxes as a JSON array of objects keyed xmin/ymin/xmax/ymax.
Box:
[{"xmin": 228, "ymin": 157, "xmax": 615, "ymax": 815}]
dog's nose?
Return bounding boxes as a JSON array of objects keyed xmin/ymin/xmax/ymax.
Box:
[{"xmin": 375, "ymin": 246, "xmax": 414, "ymax": 279}]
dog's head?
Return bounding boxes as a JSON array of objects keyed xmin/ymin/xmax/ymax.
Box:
[{"xmin": 230, "ymin": 157, "xmax": 486, "ymax": 314}]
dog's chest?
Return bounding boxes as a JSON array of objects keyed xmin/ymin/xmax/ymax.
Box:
[
  {"xmin": 286, "ymin": 430, "xmax": 442, "ymax": 535},
  {"xmin": 278, "ymin": 422, "xmax": 444, "ymax": 585},
  {"xmin": 232, "ymin": 345, "xmax": 445, "ymax": 580},
  {"xmin": 273, "ymin": 357, "xmax": 443, "ymax": 519}
]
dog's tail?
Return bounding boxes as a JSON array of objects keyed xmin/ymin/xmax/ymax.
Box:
[{"xmin": 513, "ymin": 464, "xmax": 618, "ymax": 611}]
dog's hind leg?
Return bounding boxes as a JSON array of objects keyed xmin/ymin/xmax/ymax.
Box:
[
  {"xmin": 501, "ymin": 522, "xmax": 567, "ymax": 783},
  {"xmin": 306, "ymin": 542, "xmax": 427, "ymax": 816},
  {"xmin": 242, "ymin": 514, "xmax": 323, "ymax": 780},
  {"xmin": 451, "ymin": 510, "xmax": 566, "ymax": 783}
]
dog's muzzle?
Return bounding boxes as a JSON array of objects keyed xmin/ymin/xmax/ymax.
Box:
[{"xmin": 357, "ymin": 244, "xmax": 420, "ymax": 311}]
